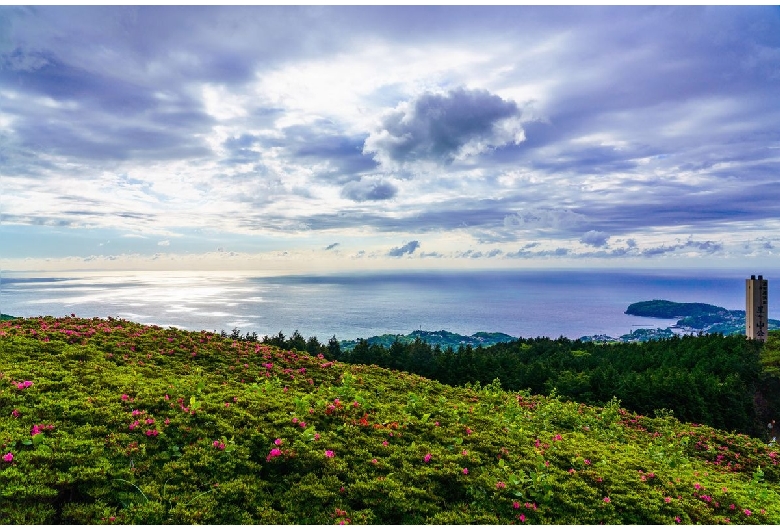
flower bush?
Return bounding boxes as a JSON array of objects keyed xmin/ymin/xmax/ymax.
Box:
[{"xmin": 0, "ymin": 316, "xmax": 779, "ymax": 523}]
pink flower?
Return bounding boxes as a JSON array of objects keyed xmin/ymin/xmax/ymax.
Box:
[
  {"xmin": 423, "ymin": 453, "xmax": 432, "ymax": 463},
  {"xmin": 603, "ymin": 497, "xmax": 610, "ymax": 503},
  {"xmin": 465, "ymin": 427, "xmax": 472, "ymax": 435},
  {"xmin": 513, "ymin": 501, "xmax": 520, "ymax": 510},
  {"xmin": 553, "ymin": 433, "xmax": 562, "ymax": 441},
  {"xmin": 299, "ymin": 422, "xmax": 306, "ymax": 428},
  {"xmin": 131, "ymin": 409, "xmax": 142, "ymax": 416},
  {"xmin": 371, "ymin": 458, "xmax": 378, "ymax": 465},
  {"xmin": 11, "ymin": 409, "xmax": 19, "ymax": 418},
  {"xmin": 129, "ymin": 420, "xmax": 140, "ymax": 430},
  {"xmin": 462, "ymin": 468, "xmax": 469, "ymax": 475},
  {"xmin": 518, "ymin": 514, "xmax": 526, "ymax": 523},
  {"xmin": 568, "ymin": 468, "xmax": 575, "ymax": 474},
  {"xmin": 145, "ymin": 418, "xmax": 155, "ymax": 425},
  {"xmin": 145, "ymin": 429, "xmax": 159, "ymax": 437},
  {"xmin": 274, "ymin": 438, "xmax": 283, "ymax": 446},
  {"xmin": 744, "ymin": 509, "xmax": 751, "ymax": 517},
  {"xmin": 314, "ymin": 433, "xmax": 321, "ymax": 441},
  {"xmin": 31, "ymin": 425, "xmax": 42, "ymax": 435},
  {"xmin": 729, "ymin": 504, "xmax": 736, "ymax": 510},
  {"xmin": 266, "ymin": 447, "xmax": 282, "ymax": 461},
  {"xmin": 584, "ymin": 459, "xmax": 591, "ymax": 465},
  {"xmin": 164, "ymin": 418, "xmax": 170, "ymax": 425},
  {"xmin": 292, "ymin": 417, "xmax": 298, "ymax": 424},
  {"xmin": 224, "ymin": 402, "xmax": 231, "ymax": 408},
  {"xmin": 664, "ymin": 497, "xmax": 672, "ymax": 503},
  {"xmin": 462, "ymin": 450, "xmax": 468, "ymax": 456},
  {"xmin": 675, "ymin": 516, "xmax": 681, "ymax": 524},
  {"xmin": 325, "ymin": 450, "xmax": 335, "ymax": 458},
  {"xmin": 2, "ymin": 452, "xmax": 12, "ymax": 463},
  {"xmin": 496, "ymin": 481, "xmax": 506, "ymax": 489},
  {"xmin": 382, "ymin": 440, "xmax": 389, "ymax": 447},
  {"xmin": 23, "ymin": 381, "xmax": 33, "ymax": 388}
]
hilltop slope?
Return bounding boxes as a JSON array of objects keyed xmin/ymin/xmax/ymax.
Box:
[{"xmin": 1, "ymin": 317, "xmax": 780, "ymax": 524}]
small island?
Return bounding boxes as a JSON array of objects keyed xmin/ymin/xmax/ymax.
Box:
[{"xmin": 624, "ymin": 299, "xmax": 780, "ymax": 337}]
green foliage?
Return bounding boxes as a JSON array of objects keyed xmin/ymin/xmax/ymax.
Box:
[
  {"xmin": 625, "ymin": 300, "xmax": 727, "ymax": 318},
  {"xmin": 330, "ymin": 332, "xmax": 769, "ymax": 436},
  {"xmin": 1, "ymin": 316, "xmax": 780, "ymax": 524}
]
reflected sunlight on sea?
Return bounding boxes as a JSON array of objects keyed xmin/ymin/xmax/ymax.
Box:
[{"xmin": 1, "ymin": 269, "xmax": 778, "ymax": 341}]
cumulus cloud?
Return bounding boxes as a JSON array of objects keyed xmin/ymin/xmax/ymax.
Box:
[
  {"xmin": 503, "ymin": 209, "xmax": 587, "ymax": 231},
  {"xmin": 580, "ymin": 230, "xmax": 610, "ymax": 247},
  {"xmin": 388, "ymin": 240, "xmax": 420, "ymax": 257},
  {"xmin": 158, "ymin": 240, "xmax": 170, "ymax": 246},
  {"xmin": 364, "ymin": 87, "xmax": 524, "ymax": 167},
  {"xmin": 640, "ymin": 238, "xmax": 722, "ymax": 257},
  {"xmin": 507, "ymin": 247, "xmax": 570, "ymax": 258},
  {"xmin": 341, "ymin": 178, "xmax": 398, "ymax": 202},
  {"xmin": 2, "ymin": 7, "xmax": 779, "ymax": 269}
]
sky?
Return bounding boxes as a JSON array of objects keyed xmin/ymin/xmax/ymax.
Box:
[{"xmin": 1, "ymin": 5, "xmax": 780, "ymax": 273}]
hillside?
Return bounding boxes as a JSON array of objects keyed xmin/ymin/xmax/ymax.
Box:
[
  {"xmin": 340, "ymin": 330, "xmax": 517, "ymax": 351},
  {"xmin": 2, "ymin": 317, "xmax": 780, "ymax": 524},
  {"xmin": 625, "ymin": 300, "xmax": 780, "ymax": 336}
]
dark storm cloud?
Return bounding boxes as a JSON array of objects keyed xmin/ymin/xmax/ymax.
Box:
[
  {"xmin": 388, "ymin": 240, "xmax": 420, "ymax": 257},
  {"xmin": 364, "ymin": 87, "xmax": 523, "ymax": 165}
]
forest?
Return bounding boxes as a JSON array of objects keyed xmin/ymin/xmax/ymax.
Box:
[{"xmin": 253, "ymin": 328, "xmax": 780, "ymax": 438}]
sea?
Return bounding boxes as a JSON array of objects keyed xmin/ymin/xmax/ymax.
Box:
[{"xmin": 1, "ymin": 269, "xmax": 777, "ymax": 342}]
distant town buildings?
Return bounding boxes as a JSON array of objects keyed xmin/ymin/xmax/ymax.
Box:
[{"xmin": 746, "ymin": 274, "xmax": 769, "ymax": 341}]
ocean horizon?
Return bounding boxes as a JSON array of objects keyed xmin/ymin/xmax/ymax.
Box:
[{"xmin": 1, "ymin": 268, "xmax": 777, "ymax": 342}]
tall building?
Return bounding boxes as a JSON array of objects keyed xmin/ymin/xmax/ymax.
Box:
[{"xmin": 746, "ymin": 274, "xmax": 769, "ymax": 341}]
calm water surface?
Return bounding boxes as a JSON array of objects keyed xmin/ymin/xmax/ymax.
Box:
[{"xmin": 1, "ymin": 269, "xmax": 777, "ymax": 341}]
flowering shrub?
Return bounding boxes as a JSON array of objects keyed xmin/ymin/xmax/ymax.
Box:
[{"xmin": 0, "ymin": 317, "xmax": 779, "ymax": 524}]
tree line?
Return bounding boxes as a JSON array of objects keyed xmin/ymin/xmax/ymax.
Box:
[{"xmin": 225, "ymin": 326, "xmax": 778, "ymax": 438}]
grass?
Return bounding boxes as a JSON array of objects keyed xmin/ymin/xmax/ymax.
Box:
[{"xmin": 1, "ymin": 316, "xmax": 779, "ymax": 524}]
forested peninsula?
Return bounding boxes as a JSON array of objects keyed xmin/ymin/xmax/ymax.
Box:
[{"xmin": 625, "ymin": 299, "xmax": 780, "ymax": 337}]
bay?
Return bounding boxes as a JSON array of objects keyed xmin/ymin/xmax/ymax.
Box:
[{"xmin": 0, "ymin": 268, "xmax": 777, "ymax": 341}]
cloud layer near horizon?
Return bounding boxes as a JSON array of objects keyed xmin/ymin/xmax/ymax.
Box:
[{"xmin": 1, "ymin": 6, "xmax": 779, "ymax": 270}]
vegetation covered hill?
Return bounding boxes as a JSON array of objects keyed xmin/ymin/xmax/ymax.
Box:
[
  {"xmin": 625, "ymin": 300, "xmax": 780, "ymax": 336},
  {"xmin": 340, "ymin": 330, "xmax": 517, "ymax": 351},
  {"xmin": 2, "ymin": 317, "xmax": 780, "ymax": 524},
  {"xmin": 327, "ymin": 331, "xmax": 777, "ymax": 437}
]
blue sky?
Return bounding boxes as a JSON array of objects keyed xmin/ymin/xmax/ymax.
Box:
[{"xmin": 1, "ymin": 6, "xmax": 779, "ymax": 273}]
